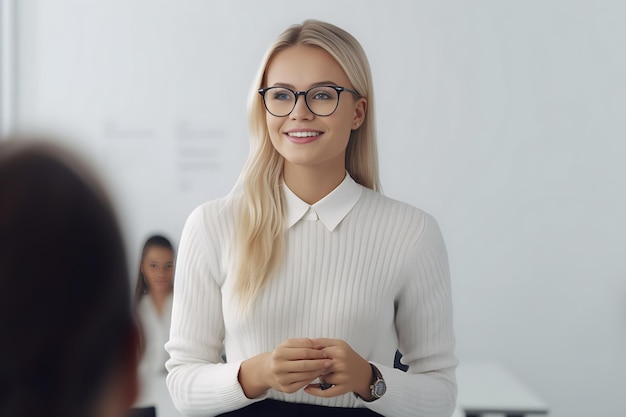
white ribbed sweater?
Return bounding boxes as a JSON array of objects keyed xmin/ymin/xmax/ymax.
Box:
[{"xmin": 166, "ymin": 182, "xmax": 457, "ymax": 417}]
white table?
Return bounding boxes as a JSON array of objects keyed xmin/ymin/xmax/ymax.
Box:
[
  {"xmin": 134, "ymin": 375, "xmax": 183, "ymax": 417},
  {"xmin": 456, "ymin": 362, "xmax": 549, "ymax": 417}
]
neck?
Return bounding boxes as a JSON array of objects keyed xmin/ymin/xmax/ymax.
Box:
[{"xmin": 283, "ymin": 163, "xmax": 345, "ymax": 204}]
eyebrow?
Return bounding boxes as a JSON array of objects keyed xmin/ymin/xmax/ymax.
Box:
[{"xmin": 270, "ymin": 81, "xmax": 340, "ymax": 89}]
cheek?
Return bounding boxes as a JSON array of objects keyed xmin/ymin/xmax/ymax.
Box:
[
  {"xmin": 266, "ymin": 115, "xmax": 282, "ymax": 135},
  {"xmin": 266, "ymin": 117, "xmax": 284, "ymax": 148},
  {"xmin": 339, "ymin": 106, "xmax": 358, "ymax": 131}
]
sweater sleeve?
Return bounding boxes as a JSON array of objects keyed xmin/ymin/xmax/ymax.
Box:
[
  {"xmin": 165, "ymin": 203, "xmax": 264, "ymax": 416},
  {"xmin": 365, "ymin": 213, "xmax": 458, "ymax": 417}
]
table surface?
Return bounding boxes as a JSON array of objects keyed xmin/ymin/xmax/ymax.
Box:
[{"xmin": 456, "ymin": 361, "xmax": 549, "ymax": 415}]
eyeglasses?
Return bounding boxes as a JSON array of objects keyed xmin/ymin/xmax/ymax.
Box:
[{"xmin": 258, "ymin": 85, "xmax": 361, "ymax": 117}]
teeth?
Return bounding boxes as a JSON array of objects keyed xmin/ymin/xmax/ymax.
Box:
[{"xmin": 288, "ymin": 131, "xmax": 321, "ymax": 138}]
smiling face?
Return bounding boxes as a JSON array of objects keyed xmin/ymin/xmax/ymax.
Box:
[
  {"xmin": 263, "ymin": 45, "xmax": 367, "ymax": 175},
  {"xmin": 140, "ymin": 246, "xmax": 174, "ymax": 295}
]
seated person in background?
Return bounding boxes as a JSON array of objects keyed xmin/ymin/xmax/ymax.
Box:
[
  {"xmin": 133, "ymin": 235, "xmax": 176, "ymax": 379},
  {"xmin": 0, "ymin": 137, "xmax": 140, "ymax": 417}
]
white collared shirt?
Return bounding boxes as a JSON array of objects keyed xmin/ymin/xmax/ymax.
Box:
[{"xmin": 283, "ymin": 172, "xmax": 363, "ymax": 231}]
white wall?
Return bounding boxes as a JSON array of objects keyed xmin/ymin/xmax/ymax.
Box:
[{"xmin": 6, "ymin": 1, "xmax": 626, "ymax": 416}]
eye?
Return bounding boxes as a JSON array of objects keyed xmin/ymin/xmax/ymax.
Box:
[
  {"xmin": 270, "ymin": 88, "xmax": 294, "ymax": 101},
  {"xmin": 165, "ymin": 263, "xmax": 174, "ymax": 270},
  {"xmin": 309, "ymin": 88, "xmax": 335, "ymax": 101},
  {"xmin": 150, "ymin": 263, "xmax": 159, "ymax": 269}
]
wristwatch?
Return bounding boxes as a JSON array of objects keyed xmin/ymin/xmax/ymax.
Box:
[{"xmin": 355, "ymin": 363, "xmax": 386, "ymax": 402}]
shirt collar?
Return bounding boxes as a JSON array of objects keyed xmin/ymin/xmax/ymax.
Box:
[{"xmin": 283, "ymin": 173, "xmax": 363, "ymax": 232}]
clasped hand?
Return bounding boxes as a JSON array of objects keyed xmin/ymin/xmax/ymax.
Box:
[{"xmin": 251, "ymin": 338, "xmax": 372, "ymax": 398}]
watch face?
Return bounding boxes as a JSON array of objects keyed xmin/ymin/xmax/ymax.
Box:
[{"xmin": 373, "ymin": 380, "xmax": 386, "ymax": 397}]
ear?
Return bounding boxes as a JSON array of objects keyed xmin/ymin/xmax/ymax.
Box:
[{"xmin": 352, "ymin": 97, "xmax": 367, "ymax": 130}]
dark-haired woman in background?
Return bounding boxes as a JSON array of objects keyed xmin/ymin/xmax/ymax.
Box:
[{"xmin": 134, "ymin": 235, "xmax": 175, "ymax": 380}]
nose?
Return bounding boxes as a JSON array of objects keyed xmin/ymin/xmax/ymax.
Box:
[{"xmin": 290, "ymin": 92, "xmax": 314, "ymax": 120}]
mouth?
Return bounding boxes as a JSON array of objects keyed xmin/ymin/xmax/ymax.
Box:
[
  {"xmin": 284, "ymin": 130, "xmax": 323, "ymax": 144},
  {"xmin": 286, "ymin": 131, "xmax": 322, "ymax": 138}
]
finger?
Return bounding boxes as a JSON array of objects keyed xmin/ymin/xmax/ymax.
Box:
[
  {"xmin": 277, "ymin": 371, "xmax": 321, "ymax": 387},
  {"xmin": 304, "ymin": 373, "xmax": 336, "ymax": 393},
  {"xmin": 315, "ymin": 346, "xmax": 351, "ymax": 367},
  {"xmin": 275, "ymin": 339, "xmax": 330, "ymax": 362},
  {"xmin": 310, "ymin": 337, "xmax": 342, "ymax": 348},
  {"xmin": 279, "ymin": 338, "xmax": 322, "ymax": 349},
  {"xmin": 275, "ymin": 378, "xmax": 318, "ymax": 394},
  {"xmin": 271, "ymin": 345, "xmax": 330, "ymax": 367},
  {"xmin": 280, "ymin": 358, "xmax": 332, "ymax": 374},
  {"xmin": 277, "ymin": 347, "xmax": 329, "ymax": 361},
  {"xmin": 275, "ymin": 370, "xmax": 332, "ymax": 393}
]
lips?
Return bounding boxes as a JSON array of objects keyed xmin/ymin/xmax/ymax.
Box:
[{"xmin": 285, "ymin": 130, "xmax": 323, "ymax": 144}]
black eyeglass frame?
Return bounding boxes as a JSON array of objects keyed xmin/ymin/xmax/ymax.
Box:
[{"xmin": 258, "ymin": 85, "xmax": 362, "ymax": 117}]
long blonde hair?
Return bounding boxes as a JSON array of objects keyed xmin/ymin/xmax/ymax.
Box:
[{"xmin": 232, "ymin": 20, "xmax": 381, "ymax": 312}]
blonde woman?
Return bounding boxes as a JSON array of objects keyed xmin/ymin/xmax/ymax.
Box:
[{"xmin": 166, "ymin": 20, "xmax": 457, "ymax": 417}]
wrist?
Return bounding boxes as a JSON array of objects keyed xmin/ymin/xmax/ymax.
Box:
[
  {"xmin": 354, "ymin": 363, "xmax": 386, "ymax": 402},
  {"xmin": 355, "ymin": 360, "xmax": 374, "ymax": 398},
  {"xmin": 238, "ymin": 354, "xmax": 270, "ymax": 399}
]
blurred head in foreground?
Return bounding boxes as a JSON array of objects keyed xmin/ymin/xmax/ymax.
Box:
[{"xmin": 0, "ymin": 137, "xmax": 139, "ymax": 417}]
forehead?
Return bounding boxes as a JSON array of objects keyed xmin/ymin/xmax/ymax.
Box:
[
  {"xmin": 265, "ymin": 45, "xmax": 350, "ymax": 88},
  {"xmin": 144, "ymin": 246, "xmax": 173, "ymax": 262}
]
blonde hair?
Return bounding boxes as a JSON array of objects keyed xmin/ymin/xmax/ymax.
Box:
[{"xmin": 232, "ymin": 19, "xmax": 381, "ymax": 312}]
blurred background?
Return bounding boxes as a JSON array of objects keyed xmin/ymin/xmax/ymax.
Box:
[{"xmin": 2, "ymin": 1, "xmax": 625, "ymax": 416}]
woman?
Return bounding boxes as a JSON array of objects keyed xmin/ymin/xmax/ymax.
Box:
[
  {"xmin": 134, "ymin": 235, "xmax": 175, "ymax": 377},
  {"xmin": 166, "ymin": 20, "xmax": 457, "ymax": 417},
  {"xmin": 0, "ymin": 138, "xmax": 140, "ymax": 417}
]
